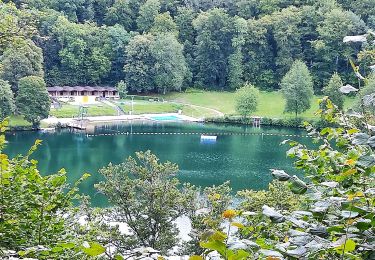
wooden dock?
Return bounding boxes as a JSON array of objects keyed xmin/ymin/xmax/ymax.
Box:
[{"xmin": 67, "ymin": 120, "xmax": 87, "ymax": 130}]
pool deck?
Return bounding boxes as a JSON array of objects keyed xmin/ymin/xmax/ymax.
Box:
[{"xmin": 42, "ymin": 113, "xmax": 202, "ymax": 126}]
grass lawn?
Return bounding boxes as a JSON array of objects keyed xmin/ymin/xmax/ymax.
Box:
[
  {"xmin": 9, "ymin": 115, "xmax": 32, "ymax": 128},
  {"xmin": 46, "ymin": 91, "xmax": 356, "ymax": 120},
  {"xmin": 118, "ymin": 100, "xmax": 182, "ymax": 115},
  {"xmin": 50, "ymin": 103, "xmax": 117, "ymax": 118},
  {"xmin": 161, "ymin": 89, "xmax": 355, "ymax": 119},
  {"xmin": 117, "ymin": 100, "xmax": 220, "ymax": 118}
]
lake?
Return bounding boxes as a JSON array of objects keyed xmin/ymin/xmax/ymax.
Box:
[{"xmin": 5, "ymin": 121, "xmax": 307, "ymax": 207}]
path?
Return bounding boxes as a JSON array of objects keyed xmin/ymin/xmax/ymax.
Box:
[
  {"xmin": 101, "ymin": 100, "xmax": 126, "ymax": 116},
  {"xmin": 170, "ymin": 101, "xmax": 224, "ymax": 117}
]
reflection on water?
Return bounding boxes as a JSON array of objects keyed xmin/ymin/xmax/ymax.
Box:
[{"xmin": 5, "ymin": 121, "xmax": 306, "ymax": 207}]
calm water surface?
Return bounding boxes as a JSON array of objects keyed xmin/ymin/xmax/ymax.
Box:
[{"xmin": 5, "ymin": 121, "xmax": 307, "ymax": 206}]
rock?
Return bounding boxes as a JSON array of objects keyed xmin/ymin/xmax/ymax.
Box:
[
  {"xmin": 286, "ymin": 216, "xmax": 310, "ymax": 229},
  {"xmin": 288, "ymin": 230, "xmax": 312, "ymax": 246},
  {"xmin": 289, "ymin": 230, "xmax": 309, "ymax": 237},
  {"xmin": 227, "ymin": 239, "xmax": 259, "ymax": 250},
  {"xmin": 321, "ymin": 181, "xmax": 338, "ymax": 188},
  {"xmin": 259, "ymin": 249, "xmax": 284, "ymax": 258},
  {"xmin": 262, "ymin": 205, "xmax": 285, "ymax": 223},
  {"xmin": 286, "ymin": 247, "xmax": 307, "ymax": 258},
  {"xmin": 341, "ymin": 211, "xmax": 359, "ymax": 219},
  {"xmin": 275, "ymin": 242, "xmax": 290, "ymax": 253},
  {"xmin": 309, "ymin": 226, "xmax": 329, "ymax": 238},
  {"xmin": 291, "ymin": 211, "xmax": 313, "ymax": 219}
]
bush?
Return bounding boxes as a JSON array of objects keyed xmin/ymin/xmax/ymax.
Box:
[{"xmin": 95, "ymin": 150, "xmax": 197, "ymax": 253}]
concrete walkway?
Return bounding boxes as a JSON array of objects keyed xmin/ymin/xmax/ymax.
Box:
[{"xmin": 42, "ymin": 113, "xmax": 201, "ymax": 126}]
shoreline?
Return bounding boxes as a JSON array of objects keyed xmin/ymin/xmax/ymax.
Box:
[{"xmin": 8, "ymin": 114, "xmax": 326, "ymax": 132}]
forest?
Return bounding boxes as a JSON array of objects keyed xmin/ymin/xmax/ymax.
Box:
[
  {"xmin": 1, "ymin": 0, "xmax": 375, "ymax": 259},
  {"xmin": 1, "ymin": 0, "xmax": 374, "ymax": 94}
]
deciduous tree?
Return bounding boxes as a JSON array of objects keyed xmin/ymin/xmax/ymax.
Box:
[
  {"xmin": 151, "ymin": 33, "xmax": 187, "ymax": 94},
  {"xmin": 281, "ymin": 60, "xmax": 313, "ymax": 117},
  {"xmin": 0, "ymin": 80, "xmax": 15, "ymax": 119},
  {"xmin": 15, "ymin": 76, "xmax": 50, "ymax": 127},
  {"xmin": 235, "ymin": 83, "xmax": 259, "ymax": 117},
  {"xmin": 136, "ymin": 0, "xmax": 161, "ymax": 32},
  {"xmin": 124, "ymin": 34, "xmax": 155, "ymax": 92},
  {"xmin": 96, "ymin": 151, "xmax": 196, "ymax": 253},
  {"xmin": 0, "ymin": 40, "xmax": 44, "ymax": 90},
  {"xmin": 323, "ymin": 72, "xmax": 344, "ymax": 109}
]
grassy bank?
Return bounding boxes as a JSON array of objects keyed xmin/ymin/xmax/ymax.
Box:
[
  {"xmin": 117, "ymin": 100, "xmax": 219, "ymax": 118},
  {"xmin": 162, "ymin": 89, "xmax": 355, "ymax": 119},
  {"xmin": 9, "ymin": 115, "xmax": 32, "ymax": 128},
  {"xmin": 10, "ymin": 90, "xmax": 356, "ymax": 128},
  {"xmin": 50, "ymin": 103, "xmax": 117, "ymax": 118}
]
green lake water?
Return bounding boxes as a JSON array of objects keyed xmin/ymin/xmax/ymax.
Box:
[{"xmin": 5, "ymin": 121, "xmax": 307, "ymax": 207}]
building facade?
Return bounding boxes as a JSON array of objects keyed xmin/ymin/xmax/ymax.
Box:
[{"xmin": 48, "ymin": 86, "xmax": 119, "ymax": 104}]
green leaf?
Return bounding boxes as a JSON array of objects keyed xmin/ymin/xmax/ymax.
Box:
[
  {"xmin": 51, "ymin": 246, "xmax": 63, "ymax": 253},
  {"xmin": 114, "ymin": 255, "xmax": 125, "ymax": 260},
  {"xmin": 327, "ymin": 225, "xmax": 345, "ymax": 233},
  {"xmin": 51, "ymin": 175, "xmax": 67, "ymax": 187},
  {"xmin": 60, "ymin": 242, "xmax": 75, "ymax": 249},
  {"xmin": 189, "ymin": 256, "xmax": 204, "ymax": 260},
  {"xmin": 289, "ymin": 176, "xmax": 307, "ymax": 194},
  {"xmin": 347, "ymin": 129, "xmax": 360, "ymax": 135},
  {"xmin": 256, "ymin": 238, "xmax": 272, "ymax": 249},
  {"xmin": 335, "ymin": 239, "xmax": 356, "ymax": 254},
  {"xmin": 200, "ymin": 240, "xmax": 226, "ymax": 256},
  {"xmin": 82, "ymin": 242, "xmax": 106, "ymax": 257}
]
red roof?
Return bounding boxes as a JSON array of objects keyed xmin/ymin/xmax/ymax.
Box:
[{"xmin": 47, "ymin": 86, "xmax": 117, "ymax": 92}]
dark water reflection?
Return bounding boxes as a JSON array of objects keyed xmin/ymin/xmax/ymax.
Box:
[{"xmin": 5, "ymin": 121, "xmax": 307, "ymax": 207}]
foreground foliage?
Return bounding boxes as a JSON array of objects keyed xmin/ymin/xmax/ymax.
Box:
[
  {"xmin": 0, "ymin": 119, "xmax": 98, "ymax": 259},
  {"xmin": 96, "ymin": 150, "xmax": 197, "ymax": 253},
  {"xmin": 198, "ymin": 97, "xmax": 375, "ymax": 259}
]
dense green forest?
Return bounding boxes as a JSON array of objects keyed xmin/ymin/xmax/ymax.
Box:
[
  {"xmin": 1, "ymin": 0, "xmax": 374, "ymax": 94},
  {"xmin": 1, "ymin": 1, "xmax": 375, "ymax": 259}
]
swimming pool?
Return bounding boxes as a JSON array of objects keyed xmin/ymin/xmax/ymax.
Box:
[{"xmin": 150, "ymin": 115, "xmax": 182, "ymax": 121}]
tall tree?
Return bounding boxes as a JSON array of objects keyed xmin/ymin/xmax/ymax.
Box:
[
  {"xmin": 193, "ymin": 8, "xmax": 235, "ymax": 89},
  {"xmin": 243, "ymin": 18, "xmax": 276, "ymax": 90},
  {"xmin": 228, "ymin": 17, "xmax": 246, "ymax": 89},
  {"xmin": 268, "ymin": 6, "xmax": 303, "ymax": 77},
  {"xmin": 0, "ymin": 1, "xmax": 36, "ymax": 55},
  {"xmin": 151, "ymin": 33, "xmax": 187, "ymax": 94},
  {"xmin": 234, "ymin": 0, "xmax": 281, "ymax": 19},
  {"xmin": 281, "ymin": 60, "xmax": 314, "ymax": 117},
  {"xmin": 104, "ymin": 24, "xmax": 133, "ymax": 84},
  {"xmin": 136, "ymin": 0, "xmax": 161, "ymax": 32},
  {"xmin": 16, "ymin": 76, "xmax": 50, "ymax": 127},
  {"xmin": 175, "ymin": 7, "xmax": 197, "ymax": 86},
  {"xmin": 0, "ymin": 40, "xmax": 44, "ymax": 91},
  {"xmin": 49, "ymin": 16, "xmax": 111, "ymax": 85},
  {"xmin": 0, "ymin": 80, "xmax": 15, "ymax": 119},
  {"xmin": 323, "ymin": 73, "xmax": 344, "ymax": 109},
  {"xmin": 313, "ymin": 8, "xmax": 367, "ymax": 86},
  {"xmin": 151, "ymin": 12, "xmax": 178, "ymax": 36},
  {"xmin": 104, "ymin": 0, "xmax": 143, "ymax": 31},
  {"xmin": 124, "ymin": 34, "xmax": 155, "ymax": 92}
]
